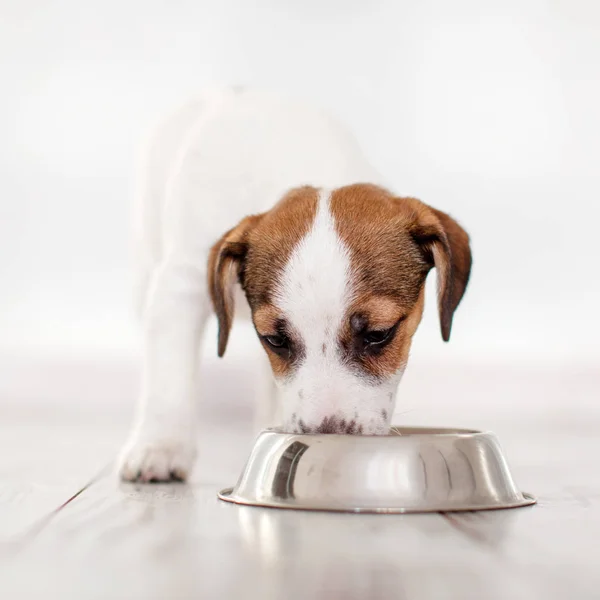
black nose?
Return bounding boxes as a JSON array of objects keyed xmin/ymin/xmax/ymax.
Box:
[{"xmin": 300, "ymin": 416, "xmax": 364, "ymax": 434}]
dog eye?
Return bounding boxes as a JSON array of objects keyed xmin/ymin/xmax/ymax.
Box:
[
  {"xmin": 363, "ymin": 328, "xmax": 394, "ymax": 346},
  {"xmin": 264, "ymin": 334, "xmax": 289, "ymax": 349}
]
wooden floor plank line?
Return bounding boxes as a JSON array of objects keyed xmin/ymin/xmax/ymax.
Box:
[{"xmin": 0, "ymin": 461, "xmax": 114, "ymax": 555}]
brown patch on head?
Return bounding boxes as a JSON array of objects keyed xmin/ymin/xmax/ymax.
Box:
[
  {"xmin": 208, "ymin": 186, "xmax": 318, "ymax": 365},
  {"xmin": 331, "ymin": 184, "xmax": 471, "ymax": 339},
  {"xmin": 330, "ymin": 185, "xmax": 430, "ymax": 306},
  {"xmin": 331, "ymin": 183, "xmax": 471, "ymax": 378},
  {"xmin": 243, "ymin": 186, "xmax": 319, "ymax": 308}
]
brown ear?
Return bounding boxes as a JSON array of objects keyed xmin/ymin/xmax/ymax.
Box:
[
  {"xmin": 208, "ymin": 215, "xmax": 262, "ymax": 357},
  {"xmin": 405, "ymin": 200, "xmax": 472, "ymax": 341}
]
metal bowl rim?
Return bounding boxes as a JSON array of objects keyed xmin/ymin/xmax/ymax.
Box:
[{"xmin": 217, "ymin": 487, "xmax": 537, "ymax": 514}]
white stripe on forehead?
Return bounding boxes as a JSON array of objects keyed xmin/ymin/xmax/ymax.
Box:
[{"xmin": 275, "ymin": 188, "xmax": 353, "ymax": 342}]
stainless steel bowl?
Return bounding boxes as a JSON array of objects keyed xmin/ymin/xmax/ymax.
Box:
[{"xmin": 218, "ymin": 427, "xmax": 535, "ymax": 513}]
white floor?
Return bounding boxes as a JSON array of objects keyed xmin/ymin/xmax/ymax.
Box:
[{"xmin": 0, "ymin": 355, "xmax": 599, "ymax": 599}]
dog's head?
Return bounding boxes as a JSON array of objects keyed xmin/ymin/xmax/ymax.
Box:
[{"xmin": 209, "ymin": 184, "xmax": 471, "ymax": 434}]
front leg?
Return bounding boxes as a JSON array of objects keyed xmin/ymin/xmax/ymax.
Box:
[{"xmin": 119, "ymin": 262, "xmax": 209, "ymax": 482}]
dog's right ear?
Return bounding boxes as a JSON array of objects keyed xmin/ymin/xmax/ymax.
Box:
[{"xmin": 208, "ymin": 215, "xmax": 263, "ymax": 357}]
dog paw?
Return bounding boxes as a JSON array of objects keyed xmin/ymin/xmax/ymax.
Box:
[{"xmin": 118, "ymin": 433, "xmax": 197, "ymax": 483}]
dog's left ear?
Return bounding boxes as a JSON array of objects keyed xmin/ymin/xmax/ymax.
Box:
[
  {"xmin": 403, "ymin": 198, "xmax": 472, "ymax": 342},
  {"xmin": 208, "ymin": 214, "xmax": 263, "ymax": 357}
]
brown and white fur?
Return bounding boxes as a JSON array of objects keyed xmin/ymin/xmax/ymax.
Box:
[{"xmin": 119, "ymin": 87, "xmax": 472, "ymax": 483}]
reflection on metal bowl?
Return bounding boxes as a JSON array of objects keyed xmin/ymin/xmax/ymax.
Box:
[{"xmin": 218, "ymin": 427, "xmax": 535, "ymax": 513}]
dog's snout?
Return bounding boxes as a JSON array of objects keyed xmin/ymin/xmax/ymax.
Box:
[{"xmin": 298, "ymin": 416, "xmax": 364, "ymax": 435}]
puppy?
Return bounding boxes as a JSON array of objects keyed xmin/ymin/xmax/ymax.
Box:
[{"xmin": 119, "ymin": 87, "xmax": 472, "ymax": 483}]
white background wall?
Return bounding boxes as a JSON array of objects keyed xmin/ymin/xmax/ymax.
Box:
[{"xmin": 1, "ymin": 0, "xmax": 599, "ymax": 366}]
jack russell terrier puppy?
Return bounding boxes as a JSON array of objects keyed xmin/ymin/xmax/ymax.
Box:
[{"xmin": 119, "ymin": 87, "xmax": 472, "ymax": 483}]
